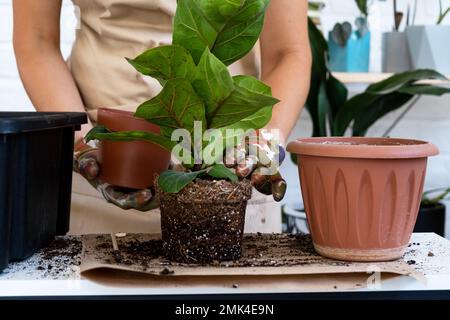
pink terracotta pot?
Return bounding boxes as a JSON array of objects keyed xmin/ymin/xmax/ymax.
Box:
[
  {"xmin": 97, "ymin": 108, "xmax": 171, "ymax": 190},
  {"xmin": 287, "ymin": 137, "xmax": 439, "ymax": 262}
]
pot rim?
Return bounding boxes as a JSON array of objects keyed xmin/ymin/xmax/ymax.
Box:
[
  {"xmin": 287, "ymin": 137, "xmax": 439, "ymax": 159},
  {"xmin": 98, "ymin": 107, "xmax": 140, "ymax": 120}
]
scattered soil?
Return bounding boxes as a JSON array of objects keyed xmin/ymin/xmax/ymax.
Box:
[
  {"xmin": 86, "ymin": 233, "xmax": 352, "ymax": 275},
  {"xmin": 158, "ymin": 179, "xmax": 253, "ymax": 264},
  {"xmin": 1, "ymin": 237, "xmax": 81, "ymax": 280}
]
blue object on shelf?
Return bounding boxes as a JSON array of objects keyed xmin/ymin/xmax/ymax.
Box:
[{"xmin": 328, "ymin": 31, "xmax": 371, "ymax": 72}]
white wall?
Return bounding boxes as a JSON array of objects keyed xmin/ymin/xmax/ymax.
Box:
[{"xmin": 1, "ymin": 0, "xmax": 449, "ymax": 235}]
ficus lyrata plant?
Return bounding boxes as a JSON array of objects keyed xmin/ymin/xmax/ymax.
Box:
[{"xmin": 86, "ymin": 0, "xmax": 279, "ymax": 193}]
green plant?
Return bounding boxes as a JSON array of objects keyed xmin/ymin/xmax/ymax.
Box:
[
  {"xmin": 437, "ymin": 0, "xmax": 450, "ymax": 24},
  {"xmin": 308, "ymin": 1, "xmax": 325, "ymax": 12},
  {"xmin": 355, "ymin": 0, "xmax": 369, "ymax": 17},
  {"xmin": 306, "ymin": 18, "xmax": 450, "ymax": 138},
  {"xmin": 86, "ymin": 0, "xmax": 279, "ymax": 193},
  {"xmin": 422, "ymin": 187, "xmax": 450, "ymax": 206}
]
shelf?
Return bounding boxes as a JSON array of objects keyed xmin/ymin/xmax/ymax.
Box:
[{"xmin": 333, "ymin": 72, "xmax": 450, "ymax": 85}]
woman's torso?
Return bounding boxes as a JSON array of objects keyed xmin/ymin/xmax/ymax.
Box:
[{"xmin": 70, "ymin": 0, "xmax": 260, "ymax": 122}]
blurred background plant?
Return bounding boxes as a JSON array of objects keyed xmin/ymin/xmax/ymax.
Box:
[
  {"xmin": 422, "ymin": 187, "xmax": 450, "ymax": 206},
  {"xmin": 437, "ymin": 0, "xmax": 450, "ymax": 24},
  {"xmin": 306, "ymin": 17, "xmax": 450, "ymax": 138}
]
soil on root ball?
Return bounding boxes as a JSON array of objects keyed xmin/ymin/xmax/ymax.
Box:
[{"xmin": 158, "ymin": 179, "xmax": 252, "ymax": 264}]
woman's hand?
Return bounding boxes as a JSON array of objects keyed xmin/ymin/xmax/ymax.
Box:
[{"xmin": 73, "ymin": 142, "xmax": 158, "ymax": 212}]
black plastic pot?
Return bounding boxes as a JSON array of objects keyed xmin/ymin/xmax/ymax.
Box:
[
  {"xmin": 0, "ymin": 112, "xmax": 87, "ymax": 272},
  {"xmin": 414, "ymin": 203, "xmax": 446, "ymax": 237}
]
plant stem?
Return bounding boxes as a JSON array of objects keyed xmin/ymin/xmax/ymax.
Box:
[
  {"xmin": 412, "ymin": 0, "xmax": 417, "ymax": 25},
  {"xmin": 437, "ymin": 0, "xmax": 450, "ymax": 24},
  {"xmin": 393, "ymin": 0, "xmax": 397, "ymax": 30},
  {"xmin": 382, "ymin": 95, "xmax": 420, "ymax": 137},
  {"xmin": 423, "ymin": 187, "xmax": 450, "ymax": 205}
]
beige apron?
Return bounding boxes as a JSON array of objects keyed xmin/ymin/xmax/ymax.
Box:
[{"xmin": 69, "ymin": 0, "xmax": 281, "ymax": 235}]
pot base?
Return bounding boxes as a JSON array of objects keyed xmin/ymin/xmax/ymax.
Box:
[{"xmin": 314, "ymin": 243, "xmax": 405, "ymax": 262}]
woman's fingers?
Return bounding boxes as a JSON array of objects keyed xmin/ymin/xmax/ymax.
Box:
[
  {"xmin": 272, "ymin": 179, "xmax": 287, "ymax": 202},
  {"xmin": 74, "ymin": 149, "xmax": 100, "ymax": 180},
  {"xmin": 250, "ymin": 169, "xmax": 287, "ymax": 201},
  {"xmin": 100, "ymin": 185, "xmax": 157, "ymax": 211}
]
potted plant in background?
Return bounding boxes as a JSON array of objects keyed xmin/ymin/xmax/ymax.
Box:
[
  {"xmin": 414, "ymin": 187, "xmax": 449, "ymax": 236},
  {"xmin": 382, "ymin": 0, "xmax": 414, "ymax": 72},
  {"xmin": 328, "ymin": 0, "xmax": 371, "ymax": 72},
  {"xmin": 286, "ymin": 19, "xmax": 450, "ymax": 262},
  {"xmin": 87, "ymin": 0, "xmax": 280, "ymax": 263},
  {"xmin": 406, "ymin": 0, "xmax": 450, "ymax": 75}
]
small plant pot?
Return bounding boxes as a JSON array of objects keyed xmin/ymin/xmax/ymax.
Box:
[
  {"xmin": 382, "ymin": 31, "xmax": 412, "ymax": 73},
  {"xmin": 406, "ymin": 25, "xmax": 450, "ymax": 75},
  {"xmin": 0, "ymin": 112, "xmax": 86, "ymax": 272},
  {"xmin": 414, "ymin": 203, "xmax": 446, "ymax": 237},
  {"xmin": 328, "ymin": 31, "xmax": 371, "ymax": 72},
  {"xmin": 287, "ymin": 137, "xmax": 439, "ymax": 262},
  {"xmin": 158, "ymin": 179, "xmax": 253, "ymax": 263},
  {"xmin": 97, "ymin": 108, "xmax": 171, "ymax": 190}
]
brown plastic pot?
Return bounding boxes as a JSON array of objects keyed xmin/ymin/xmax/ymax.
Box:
[
  {"xmin": 97, "ymin": 108, "xmax": 171, "ymax": 189},
  {"xmin": 158, "ymin": 179, "xmax": 253, "ymax": 263},
  {"xmin": 287, "ymin": 137, "xmax": 439, "ymax": 262}
]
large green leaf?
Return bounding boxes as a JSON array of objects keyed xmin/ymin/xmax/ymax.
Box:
[
  {"xmin": 196, "ymin": 0, "xmax": 245, "ymax": 29},
  {"xmin": 351, "ymin": 93, "xmax": 413, "ymax": 136},
  {"xmin": 220, "ymin": 106, "xmax": 273, "ymax": 149},
  {"xmin": 212, "ymin": 0, "xmax": 269, "ymax": 65},
  {"xmin": 335, "ymin": 70, "xmax": 450, "ymax": 136},
  {"xmin": 172, "ymin": 0, "xmax": 269, "ymax": 65},
  {"xmin": 223, "ymin": 106, "xmax": 272, "ymax": 131},
  {"xmin": 207, "ymin": 164, "xmax": 238, "ymax": 182},
  {"xmin": 126, "ymin": 45, "xmax": 196, "ymax": 86},
  {"xmin": 172, "ymin": 0, "xmax": 218, "ymax": 64},
  {"xmin": 85, "ymin": 126, "xmax": 176, "ymax": 152},
  {"xmin": 326, "ymin": 75, "xmax": 348, "ymax": 135},
  {"xmin": 158, "ymin": 169, "xmax": 206, "ymax": 193},
  {"xmin": 308, "ymin": 17, "xmax": 328, "ymax": 79},
  {"xmin": 135, "ymin": 78, "xmax": 206, "ymax": 136},
  {"xmin": 192, "ymin": 48, "xmax": 234, "ymax": 115},
  {"xmin": 398, "ymin": 84, "xmax": 450, "ymax": 96},
  {"xmin": 367, "ymin": 69, "xmax": 448, "ymax": 94},
  {"xmin": 209, "ymin": 75, "xmax": 279, "ymax": 128},
  {"xmin": 306, "ymin": 18, "xmax": 330, "ymax": 136},
  {"xmin": 334, "ymin": 93, "xmax": 379, "ymax": 136},
  {"xmin": 317, "ymin": 82, "xmax": 329, "ymax": 136},
  {"xmin": 355, "ymin": 0, "xmax": 368, "ymax": 16}
]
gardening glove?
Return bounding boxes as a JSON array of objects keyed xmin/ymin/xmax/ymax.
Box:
[
  {"xmin": 224, "ymin": 130, "xmax": 287, "ymax": 202},
  {"xmin": 73, "ymin": 142, "xmax": 158, "ymax": 212}
]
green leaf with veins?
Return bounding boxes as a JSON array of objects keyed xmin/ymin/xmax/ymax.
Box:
[
  {"xmin": 85, "ymin": 126, "xmax": 176, "ymax": 151},
  {"xmin": 135, "ymin": 78, "xmax": 206, "ymax": 137},
  {"xmin": 158, "ymin": 169, "xmax": 206, "ymax": 193},
  {"xmin": 220, "ymin": 106, "xmax": 273, "ymax": 149},
  {"xmin": 212, "ymin": 0, "xmax": 269, "ymax": 65},
  {"xmin": 173, "ymin": 0, "xmax": 269, "ymax": 65},
  {"xmin": 207, "ymin": 164, "xmax": 238, "ymax": 182},
  {"xmin": 192, "ymin": 48, "xmax": 234, "ymax": 115},
  {"xmin": 209, "ymin": 75, "xmax": 279, "ymax": 128},
  {"xmin": 197, "ymin": 0, "xmax": 245, "ymax": 28},
  {"xmin": 126, "ymin": 45, "xmax": 196, "ymax": 86}
]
